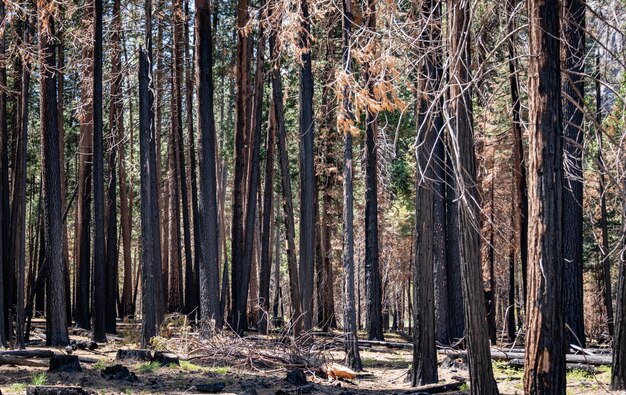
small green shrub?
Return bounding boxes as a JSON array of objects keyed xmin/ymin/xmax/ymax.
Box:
[
  {"xmin": 178, "ymin": 360, "xmax": 204, "ymax": 371},
  {"xmin": 93, "ymin": 359, "xmax": 107, "ymax": 370},
  {"xmin": 31, "ymin": 372, "xmax": 47, "ymax": 386},
  {"xmin": 137, "ymin": 361, "xmax": 161, "ymax": 373},
  {"xmin": 10, "ymin": 383, "xmax": 27, "ymax": 392},
  {"xmin": 209, "ymin": 365, "xmax": 230, "ymax": 375}
]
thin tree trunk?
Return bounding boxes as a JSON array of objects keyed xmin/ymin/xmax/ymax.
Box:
[
  {"xmin": 75, "ymin": 0, "xmax": 94, "ymax": 328},
  {"xmin": 486, "ymin": 159, "xmax": 497, "ymax": 345},
  {"xmin": 196, "ymin": 0, "xmax": 222, "ymax": 327},
  {"xmin": 298, "ymin": 0, "xmax": 316, "ymax": 333},
  {"xmin": 139, "ymin": 45, "xmax": 158, "ymax": 345},
  {"xmin": 39, "ymin": 2, "xmax": 69, "ymax": 346},
  {"xmin": 118, "ymin": 6, "xmax": 133, "ymax": 319},
  {"xmin": 269, "ymin": 0, "xmax": 302, "ymax": 335},
  {"xmin": 412, "ymin": 0, "xmax": 440, "ymax": 381},
  {"xmin": 239, "ymin": 20, "xmax": 266, "ymax": 334},
  {"xmin": 105, "ymin": 130, "xmax": 118, "ymax": 333},
  {"xmin": 230, "ymin": 0, "xmax": 251, "ymax": 332},
  {"xmin": 56, "ymin": 13, "xmax": 71, "ymax": 326},
  {"xmin": 184, "ymin": 0, "xmax": 199, "ymax": 316},
  {"xmin": 610, "ymin": 158, "xmax": 626, "ymax": 390},
  {"xmin": 596, "ymin": 56, "xmax": 614, "ymax": 337},
  {"xmin": 448, "ymin": 0, "xmax": 498, "ymax": 391},
  {"xmin": 561, "ymin": 0, "xmax": 586, "ymax": 348},
  {"xmin": 13, "ymin": 20, "xmax": 31, "ymax": 349},
  {"xmin": 272, "ymin": 214, "xmax": 282, "ymax": 325},
  {"xmin": 259, "ymin": 98, "xmax": 276, "ymax": 335},
  {"xmin": 340, "ymin": 0, "xmax": 362, "ymax": 369},
  {"xmin": 0, "ymin": 0, "xmax": 9, "ymax": 346},
  {"xmin": 524, "ymin": 0, "xmax": 566, "ymax": 390},
  {"xmin": 171, "ymin": 0, "xmax": 191, "ymax": 314},
  {"xmin": 363, "ymin": 0, "xmax": 384, "ymax": 342},
  {"xmin": 92, "ymin": 0, "xmax": 106, "ymax": 343},
  {"xmin": 148, "ymin": 2, "xmax": 165, "ymax": 326},
  {"xmin": 106, "ymin": 0, "xmax": 124, "ymax": 331},
  {"xmin": 506, "ymin": 0, "xmax": 527, "ymax": 320},
  {"xmin": 507, "ymin": 171, "xmax": 517, "ymax": 343}
]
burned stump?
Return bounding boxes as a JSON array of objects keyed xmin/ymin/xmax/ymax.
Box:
[
  {"xmin": 285, "ymin": 369, "xmax": 307, "ymax": 386},
  {"xmin": 101, "ymin": 364, "xmax": 139, "ymax": 382},
  {"xmin": 153, "ymin": 351, "xmax": 179, "ymax": 366},
  {"xmin": 194, "ymin": 382, "xmax": 226, "ymax": 393},
  {"xmin": 115, "ymin": 349, "xmax": 153, "ymax": 362},
  {"xmin": 49, "ymin": 355, "xmax": 81, "ymax": 373},
  {"xmin": 26, "ymin": 386, "xmax": 86, "ymax": 395}
]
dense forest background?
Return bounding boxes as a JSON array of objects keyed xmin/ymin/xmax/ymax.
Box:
[{"xmin": 0, "ymin": 0, "xmax": 626, "ymax": 392}]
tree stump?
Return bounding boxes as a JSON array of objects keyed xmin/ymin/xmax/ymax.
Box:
[
  {"xmin": 49, "ymin": 355, "xmax": 81, "ymax": 372},
  {"xmin": 153, "ymin": 351, "xmax": 179, "ymax": 366},
  {"xmin": 26, "ymin": 386, "xmax": 86, "ymax": 395},
  {"xmin": 285, "ymin": 369, "xmax": 307, "ymax": 386},
  {"xmin": 194, "ymin": 382, "xmax": 226, "ymax": 393},
  {"xmin": 101, "ymin": 364, "xmax": 139, "ymax": 382},
  {"xmin": 115, "ymin": 349, "xmax": 152, "ymax": 361}
]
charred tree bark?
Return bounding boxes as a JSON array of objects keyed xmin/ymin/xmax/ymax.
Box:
[
  {"xmin": 259, "ymin": 101, "xmax": 276, "ymax": 335},
  {"xmin": 595, "ymin": 56, "xmax": 614, "ymax": 338},
  {"xmin": 611, "ymin": 164, "xmax": 626, "ymax": 390},
  {"xmin": 269, "ymin": 0, "xmax": 302, "ymax": 335},
  {"xmin": 170, "ymin": 0, "xmax": 191, "ymax": 314},
  {"xmin": 340, "ymin": 0, "xmax": 362, "ymax": 370},
  {"xmin": 448, "ymin": 0, "xmax": 498, "ymax": 392},
  {"xmin": 75, "ymin": 1, "xmax": 94, "ymax": 327},
  {"xmin": 412, "ymin": 0, "xmax": 440, "ymax": 382},
  {"xmin": 139, "ymin": 45, "xmax": 159, "ymax": 345},
  {"xmin": 139, "ymin": 0, "xmax": 164, "ymax": 344},
  {"xmin": 298, "ymin": 0, "xmax": 316, "ymax": 333},
  {"xmin": 12, "ymin": 19, "xmax": 31, "ymax": 349},
  {"xmin": 196, "ymin": 0, "xmax": 222, "ymax": 327},
  {"xmin": 92, "ymin": 0, "xmax": 107, "ymax": 343},
  {"xmin": 364, "ymin": 0, "xmax": 384, "ymax": 342},
  {"xmin": 236, "ymin": 17, "xmax": 266, "ymax": 334},
  {"xmin": 524, "ymin": 0, "xmax": 566, "ymax": 391},
  {"xmin": 184, "ymin": 0, "xmax": 199, "ymax": 316},
  {"xmin": 105, "ymin": 132, "xmax": 118, "ymax": 333},
  {"xmin": 506, "ymin": 0, "xmax": 526, "ymax": 335},
  {"xmin": 0, "ymin": 0, "xmax": 6, "ymax": 347},
  {"xmin": 106, "ymin": 0, "xmax": 124, "ymax": 331},
  {"xmin": 39, "ymin": 2, "xmax": 69, "ymax": 346},
  {"xmin": 116, "ymin": 0, "xmax": 133, "ymax": 319},
  {"xmin": 561, "ymin": 0, "xmax": 586, "ymax": 347},
  {"xmin": 230, "ymin": 0, "xmax": 251, "ymax": 333},
  {"xmin": 166, "ymin": 120, "xmax": 183, "ymax": 312}
]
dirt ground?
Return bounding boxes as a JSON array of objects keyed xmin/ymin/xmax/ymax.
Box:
[{"xmin": 0, "ymin": 328, "xmax": 616, "ymax": 394}]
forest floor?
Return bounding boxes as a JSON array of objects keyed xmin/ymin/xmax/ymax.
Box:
[{"xmin": 0, "ymin": 322, "xmax": 615, "ymax": 394}]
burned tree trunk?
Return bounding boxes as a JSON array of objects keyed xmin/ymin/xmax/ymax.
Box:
[
  {"xmin": 364, "ymin": 0, "xmax": 384, "ymax": 342},
  {"xmin": 561, "ymin": 0, "xmax": 586, "ymax": 347},
  {"xmin": 39, "ymin": 1, "xmax": 69, "ymax": 346},
  {"xmin": 447, "ymin": 0, "xmax": 498, "ymax": 392},
  {"xmin": 269, "ymin": 0, "xmax": 302, "ymax": 335},
  {"xmin": 340, "ymin": 0, "xmax": 362, "ymax": 370},
  {"xmin": 412, "ymin": 0, "xmax": 440, "ymax": 382},
  {"xmin": 196, "ymin": 0, "xmax": 222, "ymax": 327},
  {"xmin": 524, "ymin": 0, "xmax": 566, "ymax": 390}
]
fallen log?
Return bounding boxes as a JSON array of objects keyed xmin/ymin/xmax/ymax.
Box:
[
  {"xmin": 356, "ymin": 339, "xmax": 412, "ymax": 349},
  {"xmin": 508, "ymin": 359, "xmax": 597, "ymax": 373},
  {"xmin": 444, "ymin": 350, "xmax": 612, "ymax": 366},
  {"xmin": 0, "ymin": 350, "xmax": 55, "ymax": 358},
  {"xmin": 0, "ymin": 355, "xmax": 48, "ymax": 367},
  {"xmin": 404, "ymin": 379, "xmax": 466, "ymax": 394}
]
